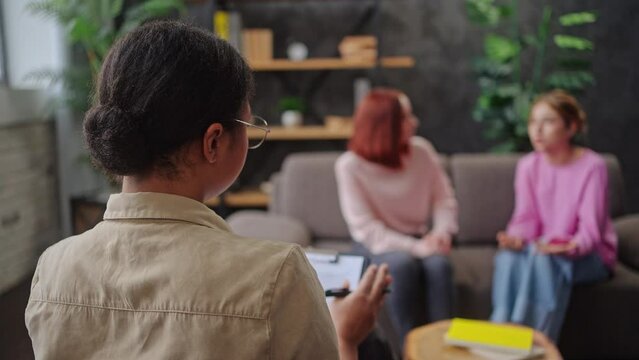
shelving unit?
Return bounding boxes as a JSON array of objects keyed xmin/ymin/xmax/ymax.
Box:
[
  {"xmin": 247, "ymin": 124, "xmax": 353, "ymax": 140},
  {"xmin": 249, "ymin": 56, "xmax": 415, "ymax": 71},
  {"xmin": 226, "ymin": 55, "xmax": 415, "ymax": 209},
  {"xmin": 211, "ymin": 1, "xmax": 417, "ymax": 212}
]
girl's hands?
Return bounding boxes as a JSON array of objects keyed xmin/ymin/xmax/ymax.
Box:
[
  {"xmin": 536, "ymin": 241, "xmax": 577, "ymax": 255},
  {"xmin": 497, "ymin": 231, "xmax": 577, "ymax": 255},
  {"xmin": 497, "ymin": 231, "xmax": 525, "ymax": 251}
]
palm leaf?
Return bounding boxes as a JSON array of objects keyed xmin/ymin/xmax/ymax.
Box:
[
  {"xmin": 485, "ymin": 34, "xmax": 520, "ymax": 62},
  {"xmin": 554, "ymin": 35, "xmax": 594, "ymax": 51},
  {"xmin": 545, "ymin": 71, "xmax": 595, "ymax": 90},
  {"xmin": 473, "ymin": 58, "xmax": 513, "ymax": 78},
  {"xmin": 465, "ymin": 0, "xmax": 502, "ymax": 26},
  {"xmin": 559, "ymin": 11, "xmax": 597, "ymax": 26}
]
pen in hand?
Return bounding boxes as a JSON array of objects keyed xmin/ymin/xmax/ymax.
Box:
[{"xmin": 325, "ymin": 287, "xmax": 392, "ymax": 298}]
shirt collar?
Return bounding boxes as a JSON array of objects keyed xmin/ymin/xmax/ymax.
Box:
[{"xmin": 104, "ymin": 192, "xmax": 231, "ymax": 232}]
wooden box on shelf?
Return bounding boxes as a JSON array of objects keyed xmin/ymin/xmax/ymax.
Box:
[
  {"xmin": 339, "ymin": 35, "xmax": 378, "ymax": 61},
  {"xmin": 242, "ymin": 28, "xmax": 273, "ymax": 62}
]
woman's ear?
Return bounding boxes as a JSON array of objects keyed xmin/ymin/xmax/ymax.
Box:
[
  {"xmin": 568, "ymin": 120, "xmax": 578, "ymax": 138},
  {"xmin": 202, "ymin": 123, "xmax": 224, "ymax": 164}
]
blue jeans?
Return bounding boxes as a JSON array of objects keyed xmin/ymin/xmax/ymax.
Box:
[
  {"xmin": 354, "ymin": 244, "xmax": 454, "ymax": 345},
  {"xmin": 491, "ymin": 244, "xmax": 609, "ymax": 342}
]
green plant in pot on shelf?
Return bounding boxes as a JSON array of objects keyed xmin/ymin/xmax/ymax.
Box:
[
  {"xmin": 278, "ymin": 96, "xmax": 306, "ymax": 128},
  {"xmin": 466, "ymin": 0, "xmax": 597, "ymax": 152},
  {"xmin": 28, "ymin": 0, "xmax": 185, "ymax": 113}
]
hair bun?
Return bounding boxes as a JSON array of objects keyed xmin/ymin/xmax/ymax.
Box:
[{"xmin": 83, "ymin": 104, "xmax": 152, "ymax": 175}]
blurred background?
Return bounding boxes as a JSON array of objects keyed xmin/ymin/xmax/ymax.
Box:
[{"xmin": 1, "ymin": 0, "xmax": 637, "ymax": 358}]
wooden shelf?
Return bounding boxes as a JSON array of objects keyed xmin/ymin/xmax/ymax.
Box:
[
  {"xmin": 249, "ymin": 56, "xmax": 415, "ymax": 71},
  {"xmin": 224, "ymin": 189, "xmax": 270, "ymax": 207},
  {"xmin": 247, "ymin": 125, "xmax": 353, "ymax": 140},
  {"xmin": 204, "ymin": 196, "xmax": 221, "ymax": 207},
  {"xmin": 205, "ymin": 189, "xmax": 270, "ymax": 208}
]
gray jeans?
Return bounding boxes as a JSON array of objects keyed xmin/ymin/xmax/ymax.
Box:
[{"xmin": 353, "ymin": 244, "xmax": 454, "ymax": 345}]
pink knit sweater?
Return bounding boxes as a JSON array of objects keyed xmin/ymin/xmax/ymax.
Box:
[
  {"xmin": 507, "ymin": 150, "xmax": 617, "ymax": 269},
  {"xmin": 335, "ymin": 137, "xmax": 458, "ymax": 254}
]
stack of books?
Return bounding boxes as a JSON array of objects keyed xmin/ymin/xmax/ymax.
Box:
[
  {"xmin": 242, "ymin": 29, "xmax": 273, "ymax": 63},
  {"xmin": 445, "ymin": 318, "xmax": 545, "ymax": 360},
  {"xmin": 338, "ymin": 36, "xmax": 378, "ymax": 62}
]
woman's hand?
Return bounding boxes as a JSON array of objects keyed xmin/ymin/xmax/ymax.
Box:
[
  {"xmin": 497, "ymin": 231, "xmax": 525, "ymax": 251},
  {"xmin": 329, "ymin": 264, "xmax": 392, "ymax": 360},
  {"xmin": 412, "ymin": 241, "xmax": 435, "ymax": 258},
  {"xmin": 536, "ymin": 241, "xmax": 577, "ymax": 255},
  {"xmin": 423, "ymin": 232, "xmax": 452, "ymax": 255}
]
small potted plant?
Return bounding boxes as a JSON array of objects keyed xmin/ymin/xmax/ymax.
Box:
[{"xmin": 277, "ymin": 96, "xmax": 306, "ymax": 127}]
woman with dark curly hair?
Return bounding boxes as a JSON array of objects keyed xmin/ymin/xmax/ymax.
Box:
[{"xmin": 25, "ymin": 21, "xmax": 389, "ymax": 360}]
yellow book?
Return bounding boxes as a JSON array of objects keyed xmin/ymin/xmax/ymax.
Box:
[{"xmin": 445, "ymin": 318, "xmax": 534, "ymax": 355}]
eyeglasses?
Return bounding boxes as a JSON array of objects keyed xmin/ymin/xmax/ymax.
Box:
[{"xmin": 234, "ymin": 115, "xmax": 271, "ymax": 149}]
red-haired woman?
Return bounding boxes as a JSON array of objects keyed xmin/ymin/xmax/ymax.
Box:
[{"xmin": 335, "ymin": 88, "xmax": 458, "ymax": 343}]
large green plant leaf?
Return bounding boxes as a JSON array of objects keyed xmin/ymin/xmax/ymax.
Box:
[
  {"xmin": 28, "ymin": 0, "xmax": 76, "ymax": 23},
  {"xmin": 545, "ymin": 71, "xmax": 595, "ymax": 90},
  {"xmin": 473, "ymin": 58, "xmax": 513, "ymax": 78},
  {"xmin": 465, "ymin": 0, "xmax": 501, "ymax": 26},
  {"xmin": 495, "ymin": 83, "xmax": 521, "ymax": 97},
  {"xmin": 28, "ymin": 0, "xmax": 184, "ymax": 114},
  {"xmin": 559, "ymin": 11, "xmax": 597, "ymax": 26},
  {"xmin": 485, "ymin": 34, "xmax": 520, "ymax": 62},
  {"xmin": 554, "ymin": 35, "xmax": 594, "ymax": 51},
  {"xmin": 120, "ymin": 0, "xmax": 185, "ymax": 36},
  {"xmin": 110, "ymin": 0, "xmax": 124, "ymax": 17},
  {"xmin": 68, "ymin": 16, "xmax": 99, "ymax": 43}
]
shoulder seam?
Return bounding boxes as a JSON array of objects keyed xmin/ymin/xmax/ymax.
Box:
[{"xmin": 28, "ymin": 299, "xmax": 267, "ymax": 320}]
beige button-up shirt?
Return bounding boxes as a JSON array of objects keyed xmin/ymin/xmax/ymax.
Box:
[{"xmin": 26, "ymin": 192, "xmax": 339, "ymax": 359}]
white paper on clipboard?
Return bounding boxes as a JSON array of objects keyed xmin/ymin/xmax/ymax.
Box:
[{"xmin": 305, "ymin": 251, "xmax": 366, "ymax": 292}]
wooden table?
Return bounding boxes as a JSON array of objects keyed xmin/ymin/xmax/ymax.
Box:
[{"xmin": 404, "ymin": 320, "xmax": 562, "ymax": 360}]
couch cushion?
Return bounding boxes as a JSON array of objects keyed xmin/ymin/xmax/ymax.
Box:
[
  {"xmin": 276, "ymin": 152, "xmax": 350, "ymax": 239},
  {"xmin": 226, "ymin": 210, "xmax": 312, "ymax": 246},
  {"xmin": 449, "ymin": 246, "xmax": 497, "ymax": 319},
  {"xmin": 604, "ymin": 155, "xmax": 625, "ymax": 218},
  {"xmin": 615, "ymin": 214, "xmax": 639, "ymax": 271},
  {"xmin": 451, "ymin": 154, "xmax": 521, "ymax": 244}
]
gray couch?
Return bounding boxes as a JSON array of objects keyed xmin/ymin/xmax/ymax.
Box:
[{"xmin": 227, "ymin": 152, "xmax": 639, "ymax": 359}]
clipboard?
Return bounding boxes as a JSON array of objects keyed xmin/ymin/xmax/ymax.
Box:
[{"xmin": 305, "ymin": 249, "xmax": 370, "ymax": 296}]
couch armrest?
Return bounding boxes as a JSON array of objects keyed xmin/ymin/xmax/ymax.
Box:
[
  {"xmin": 226, "ymin": 210, "xmax": 312, "ymax": 247},
  {"xmin": 615, "ymin": 214, "xmax": 639, "ymax": 271}
]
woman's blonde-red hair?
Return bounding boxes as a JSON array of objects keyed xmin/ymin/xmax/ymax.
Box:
[{"xmin": 348, "ymin": 88, "xmax": 410, "ymax": 168}]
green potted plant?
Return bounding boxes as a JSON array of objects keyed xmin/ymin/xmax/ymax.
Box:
[
  {"xmin": 28, "ymin": 0, "xmax": 185, "ymax": 113},
  {"xmin": 277, "ymin": 96, "xmax": 306, "ymax": 127},
  {"xmin": 465, "ymin": 0, "xmax": 597, "ymax": 152}
]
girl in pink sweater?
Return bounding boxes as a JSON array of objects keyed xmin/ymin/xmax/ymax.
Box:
[
  {"xmin": 335, "ymin": 89, "xmax": 458, "ymax": 343},
  {"xmin": 491, "ymin": 90, "xmax": 617, "ymax": 342}
]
